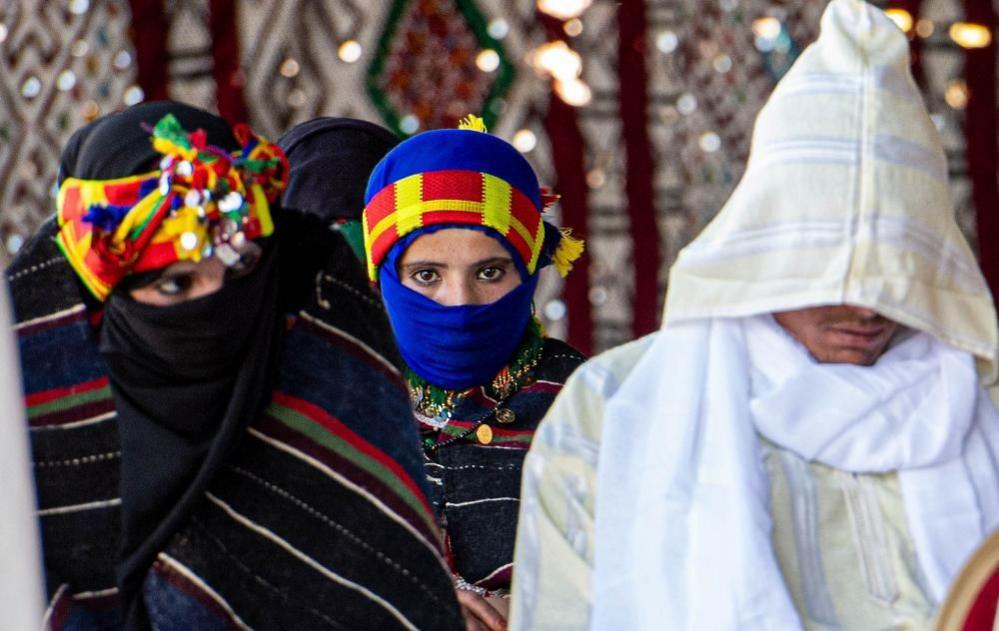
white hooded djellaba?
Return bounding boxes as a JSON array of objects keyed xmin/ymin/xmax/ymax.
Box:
[{"xmin": 509, "ymin": 1, "xmax": 999, "ymax": 629}]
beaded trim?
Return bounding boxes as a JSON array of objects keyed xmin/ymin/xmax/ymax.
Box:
[{"xmin": 409, "ymin": 318, "xmax": 544, "ymax": 450}]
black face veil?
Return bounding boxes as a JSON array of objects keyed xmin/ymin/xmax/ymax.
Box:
[{"xmin": 74, "ymin": 101, "xmax": 285, "ymax": 629}]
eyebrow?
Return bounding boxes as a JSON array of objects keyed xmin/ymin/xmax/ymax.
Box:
[{"xmin": 401, "ymin": 256, "xmax": 513, "ymax": 272}]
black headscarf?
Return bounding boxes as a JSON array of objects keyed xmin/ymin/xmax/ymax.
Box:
[
  {"xmin": 75, "ymin": 101, "xmax": 285, "ymax": 630},
  {"xmin": 278, "ymin": 117, "xmax": 399, "ymax": 223},
  {"xmin": 57, "ymin": 114, "xmax": 112, "ymax": 186}
]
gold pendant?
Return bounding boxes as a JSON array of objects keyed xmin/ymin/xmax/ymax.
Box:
[
  {"xmin": 496, "ymin": 408, "xmax": 516, "ymax": 424},
  {"xmin": 475, "ymin": 424, "xmax": 494, "ymax": 445}
]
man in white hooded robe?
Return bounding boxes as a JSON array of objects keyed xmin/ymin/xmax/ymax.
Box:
[{"xmin": 509, "ymin": 1, "xmax": 999, "ymax": 629}]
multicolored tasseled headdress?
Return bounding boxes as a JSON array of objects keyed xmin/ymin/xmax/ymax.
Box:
[
  {"xmin": 362, "ymin": 115, "xmax": 583, "ymax": 282},
  {"xmin": 55, "ymin": 113, "xmax": 288, "ymax": 301}
]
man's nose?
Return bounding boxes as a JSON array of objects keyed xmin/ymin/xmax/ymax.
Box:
[{"xmin": 845, "ymin": 305, "xmax": 879, "ymax": 320}]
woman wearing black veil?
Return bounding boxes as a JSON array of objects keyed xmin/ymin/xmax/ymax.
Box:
[{"xmin": 10, "ymin": 101, "xmax": 462, "ymax": 630}]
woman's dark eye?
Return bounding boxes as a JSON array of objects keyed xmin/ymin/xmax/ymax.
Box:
[
  {"xmin": 411, "ymin": 269, "xmax": 440, "ymax": 285},
  {"xmin": 477, "ymin": 266, "xmax": 504, "ymax": 282},
  {"xmin": 154, "ymin": 274, "xmax": 194, "ymax": 296}
]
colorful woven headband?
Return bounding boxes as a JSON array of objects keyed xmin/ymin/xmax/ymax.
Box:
[
  {"xmin": 362, "ymin": 116, "xmax": 582, "ymax": 283},
  {"xmin": 56, "ymin": 114, "xmax": 288, "ymax": 301}
]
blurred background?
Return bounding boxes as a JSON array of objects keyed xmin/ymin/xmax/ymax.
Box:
[{"xmin": 0, "ymin": 0, "xmax": 994, "ymax": 355}]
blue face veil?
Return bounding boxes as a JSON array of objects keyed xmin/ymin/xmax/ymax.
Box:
[{"xmin": 378, "ymin": 227, "xmax": 539, "ymax": 391}]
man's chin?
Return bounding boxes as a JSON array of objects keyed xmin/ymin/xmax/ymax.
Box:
[{"xmin": 817, "ymin": 347, "xmax": 883, "ymax": 366}]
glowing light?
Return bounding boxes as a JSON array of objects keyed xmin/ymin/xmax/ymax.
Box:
[
  {"xmin": 699, "ymin": 131, "xmax": 721, "ymax": 153},
  {"xmin": 487, "ymin": 18, "xmax": 509, "ymax": 40},
  {"xmin": 915, "ymin": 18, "xmax": 935, "ymax": 38},
  {"xmin": 124, "ymin": 85, "xmax": 144, "ymax": 106},
  {"xmin": 113, "ymin": 50, "xmax": 132, "ymax": 69},
  {"xmin": 279, "ymin": 58, "xmax": 300, "ymax": 78},
  {"xmin": 713, "ymin": 54, "xmax": 733, "ymax": 74},
  {"xmin": 56, "ymin": 70, "xmax": 76, "ymax": 91},
  {"xmin": 536, "ymin": 0, "xmax": 593, "ymax": 21},
  {"xmin": 82, "ymin": 100, "xmax": 100, "ymax": 121},
  {"xmin": 949, "ymin": 22, "xmax": 992, "ymax": 49},
  {"xmin": 400, "ymin": 114, "xmax": 420, "ymax": 135},
  {"xmin": 752, "ymin": 16, "xmax": 782, "ymax": 40},
  {"xmin": 945, "ymin": 79, "xmax": 969, "ymax": 110},
  {"xmin": 544, "ymin": 299, "xmax": 567, "ymax": 321},
  {"xmin": 586, "ymin": 168, "xmax": 606, "ymax": 189},
  {"xmin": 0, "ymin": 23, "xmax": 8, "ymax": 44},
  {"xmin": 656, "ymin": 31, "xmax": 679, "ymax": 54},
  {"xmin": 68, "ymin": 0, "xmax": 90, "ymax": 15},
  {"xmin": 338, "ymin": 40, "xmax": 362, "ymax": 63},
  {"xmin": 529, "ymin": 40, "xmax": 582, "ymax": 82},
  {"xmin": 70, "ymin": 39, "xmax": 89, "ymax": 57},
  {"xmin": 512, "ymin": 129, "xmax": 538, "ymax": 153},
  {"xmin": 884, "ymin": 8, "xmax": 913, "ymax": 34},
  {"xmin": 476, "ymin": 49, "xmax": 500, "ymax": 73},
  {"xmin": 564, "ymin": 18, "xmax": 583, "ymax": 37},
  {"xmin": 555, "ymin": 77, "xmax": 592, "ymax": 106},
  {"xmin": 5, "ymin": 234, "xmax": 24, "ymax": 255},
  {"xmin": 677, "ymin": 93, "xmax": 698, "ymax": 115},
  {"xmin": 21, "ymin": 76, "xmax": 41, "ymax": 99}
]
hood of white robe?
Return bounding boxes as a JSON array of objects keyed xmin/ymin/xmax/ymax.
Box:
[{"xmin": 664, "ymin": 0, "xmax": 998, "ymax": 380}]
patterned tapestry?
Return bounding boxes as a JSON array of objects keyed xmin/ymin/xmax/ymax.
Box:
[
  {"xmin": 0, "ymin": 0, "xmax": 138, "ymax": 265},
  {"xmin": 0, "ymin": 0, "xmax": 988, "ymax": 354}
]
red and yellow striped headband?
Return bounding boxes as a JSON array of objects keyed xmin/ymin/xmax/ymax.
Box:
[{"xmin": 362, "ymin": 168, "xmax": 545, "ymax": 282}]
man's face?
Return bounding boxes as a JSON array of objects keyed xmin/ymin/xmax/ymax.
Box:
[{"xmin": 772, "ymin": 305, "xmax": 900, "ymax": 366}]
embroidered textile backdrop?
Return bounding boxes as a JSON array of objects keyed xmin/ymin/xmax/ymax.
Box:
[{"xmin": 0, "ymin": 0, "xmax": 991, "ymax": 354}]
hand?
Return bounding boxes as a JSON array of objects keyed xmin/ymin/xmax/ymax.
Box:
[{"xmin": 456, "ymin": 589, "xmax": 506, "ymax": 631}]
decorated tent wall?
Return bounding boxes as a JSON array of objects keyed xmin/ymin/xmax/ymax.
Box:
[{"xmin": 0, "ymin": 0, "xmax": 995, "ymax": 354}]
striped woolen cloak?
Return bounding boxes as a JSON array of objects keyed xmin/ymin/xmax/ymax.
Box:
[
  {"xmin": 10, "ymin": 217, "xmax": 463, "ymax": 630},
  {"xmin": 422, "ymin": 339, "xmax": 586, "ymax": 593}
]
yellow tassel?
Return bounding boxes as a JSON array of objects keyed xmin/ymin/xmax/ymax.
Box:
[
  {"xmin": 458, "ymin": 114, "xmax": 488, "ymax": 133},
  {"xmin": 152, "ymin": 137, "xmax": 197, "ymax": 162},
  {"xmin": 552, "ymin": 228, "xmax": 584, "ymax": 277}
]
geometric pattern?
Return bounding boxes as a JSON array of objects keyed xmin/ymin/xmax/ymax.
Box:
[
  {"xmin": 237, "ymin": 0, "xmax": 383, "ymax": 137},
  {"xmin": 0, "ymin": 1, "xmax": 138, "ymax": 267},
  {"xmin": 366, "ymin": 0, "xmax": 514, "ymax": 136},
  {"xmin": 0, "ymin": 0, "xmax": 985, "ymax": 355}
]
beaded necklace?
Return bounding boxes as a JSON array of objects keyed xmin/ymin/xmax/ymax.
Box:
[{"xmin": 408, "ymin": 317, "xmax": 545, "ymax": 437}]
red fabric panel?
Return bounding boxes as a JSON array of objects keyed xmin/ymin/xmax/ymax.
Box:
[
  {"xmin": 963, "ymin": 567, "xmax": 999, "ymax": 630},
  {"xmin": 617, "ymin": 0, "xmax": 661, "ymax": 338},
  {"xmin": 364, "ymin": 185, "xmax": 397, "ymax": 229},
  {"xmin": 104, "ymin": 179, "xmax": 147, "ymax": 205},
  {"xmin": 539, "ymin": 14, "xmax": 593, "ymax": 355},
  {"xmin": 127, "ymin": 0, "xmax": 169, "ymax": 102},
  {"xmin": 369, "ymin": 226, "xmax": 400, "ymax": 271},
  {"xmin": 422, "ymin": 210, "xmax": 485, "ymax": 227},
  {"xmin": 208, "ymin": 0, "xmax": 248, "ymax": 124},
  {"xmin": 510, "ymin": 188, "xmax": 542, "ymax": 234},
  {"xmin": 963, "ymin": 0, "xmax": 999, "ymax": 304},
  {"xmin": 421, "ymin": 170, "xmax": 483, "ymax": 202},
  {"xmin": 498, "ymin": 223, "xmax": 534, "ymax": 269}
]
